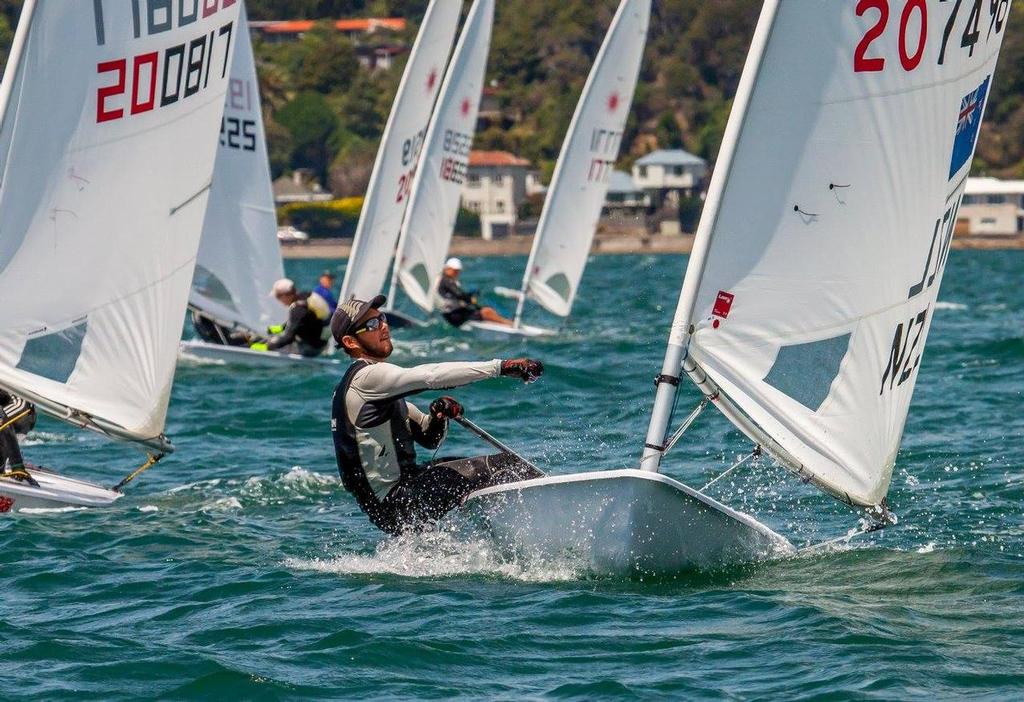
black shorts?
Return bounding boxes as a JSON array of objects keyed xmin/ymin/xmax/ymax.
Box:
[
  {"xmin": 368, "ymin": 453, "xmax": 542, "ymax": 534},
  {"xmin": 442, "ymin": 306, "xmax": 483, "ymax": 328}
]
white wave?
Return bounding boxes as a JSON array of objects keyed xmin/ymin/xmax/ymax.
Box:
[
  {"xmin": 137, "ymin": 505, "xmax": 159, "ymax": 513},
  {"xmin": 176, "ymin": 352, "xmax": 227, "ymax": 366},
  {"xmin": 917, "ymin": 542, "xmax": 936, "ymax": 554},
  {"xmin": 286, "ymin": 529, "xmax": 585, "ymax": 583},
  {"xmin": 17, "ymin": 506, "xmax": 89, "ymax": 515},
  {"xmin": 934, "ymin": 301, "xmax": 967, "ymax": 311},
  {"xmin": 21, "ymin": 431, "xmax": 76, "ymax": 446},
  {"xmin": 200, "ymin": 496, "xmax": 243, "ymax": 512}
]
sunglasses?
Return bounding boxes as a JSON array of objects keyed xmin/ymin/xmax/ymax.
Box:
[{"xmin": 354, "ymin": 312, "xmax": 388, "ymax": 335}]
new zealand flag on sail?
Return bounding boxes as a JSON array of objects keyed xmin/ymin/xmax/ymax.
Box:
[{"xmin": 948, "ymin": 75, "xmax": 990, "ymax": 180}]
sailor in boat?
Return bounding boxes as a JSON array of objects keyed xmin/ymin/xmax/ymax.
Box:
[
  {"xmin": 190, "ymin": 309, "xmax": 256, "ymax": 347},
  {"xmin": 312, "ymin": 270, "xmax": 339, "ymax": 315},
  {"xmin": 251, "ymin": 278, "xmax": 332, "ymax": 357},
  {"xmin": 0, "ymin": 389, "xmax": 39, "ymax": 486},
  {"xmin": 330, "ymin": 295, "xmax": 544, "ymax": 534},
  {"xmin": 436, "ymin": 257, "xmax": 513, "ymax": 328}
]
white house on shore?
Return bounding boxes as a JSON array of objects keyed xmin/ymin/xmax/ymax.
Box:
[
  {"xmin": 604, "ymin": 169, "xmax": 651, "ymax": 214},
  {"xmin": 632, "ymin": 149, "xmax": 707, "ymax": 207},
  {"xmin": 461, "ymin": 150, "xmax": 532, "ymax": 239},
  {"xmin": 960, "ymin": 177, "xmax": 1024, "ymax": 235}
]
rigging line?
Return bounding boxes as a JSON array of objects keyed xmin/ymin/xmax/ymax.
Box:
[
  {"xmin": 660, "ymin": 398, "xmax": 707, "ymax": 457},
  {"xmin": 797, "ymin": 518, "xmax": 891, "ymax": 555},
  {"xmin": 111, "ymin": 453, "xmax": 165, "ymax": 493},
  {"xmin": 698, "ymin": 445, "xmax": 761, "ymax": 494}
]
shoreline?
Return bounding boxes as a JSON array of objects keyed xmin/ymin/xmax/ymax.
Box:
[{"xmin": 281, "ymin": 232, "xmax": 1024, "ymax": 259}]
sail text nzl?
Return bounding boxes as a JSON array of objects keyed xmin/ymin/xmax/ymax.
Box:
[{"xmin": 92, "ymin": 0, "xmax": 237, "ymax": 124}]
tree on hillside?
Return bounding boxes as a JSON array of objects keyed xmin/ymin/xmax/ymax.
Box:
[{"xmin": 276, "ymin": 92, "xmax": 340, "ymax": 184}]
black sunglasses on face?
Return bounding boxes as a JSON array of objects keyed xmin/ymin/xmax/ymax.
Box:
[{"xmin": 354, "ymin": 312, "xmax": 388, "ymax": 335}]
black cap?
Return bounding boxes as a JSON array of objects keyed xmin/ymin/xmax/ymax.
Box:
[
  {"xmin": 331, "ymin": 294, "xmax": 387, "ymax": 343},
  {"xmin": 321, "ymin": 270, "xmax": 335, "ymax": 278}
]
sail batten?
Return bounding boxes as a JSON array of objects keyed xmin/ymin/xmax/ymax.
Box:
[
  {"xmin": 0, "ymin": 2, "xmax": 241, "ymax": 445},
  {"xmin": 645, "ymin": 0, "xmax": 1012, "ymax": 507},
  {"xmin": 395, "ymin": 0, "xmax": 495, "ymax": 313}
]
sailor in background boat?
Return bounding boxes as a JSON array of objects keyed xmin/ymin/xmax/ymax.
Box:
[
  {"xmin": 251, "ymin": 278, "xmax": 332, "ymax": 357},
  {"xmin": 436, "ymin": 257, "xmax": 513, "ymax": 327},
  {"xmin": 0, "ymin": 390, "xmax": 39, "ymax": 485},
  {"xmin": 190, "ymin": 309, "xmax": 257, "ymax": 347},
  {"xmin": 312, "ymin": 270, "xmax": 339, "ymax": 315},
  {"xmin": 330, "ymin": 295, "xmax": 543, "ymax": 534}
]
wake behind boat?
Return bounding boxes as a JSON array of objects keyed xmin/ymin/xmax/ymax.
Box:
[{"xmin": 462, "ymin": 0, "xmax": 1013, "ymax": 574}]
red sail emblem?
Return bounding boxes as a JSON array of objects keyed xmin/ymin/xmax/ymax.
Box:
[
  {"xmin": 0, "ymin": 496, "xmax": 14, "ymax": 513},
  {"xmin": 713, "ymin": 291, "xmax": 735, "ymax": 319}
]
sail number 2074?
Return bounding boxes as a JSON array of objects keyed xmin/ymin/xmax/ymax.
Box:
[{"xmin": 854, "ymin": 0, "xmax": 1010, "ymax": 73}]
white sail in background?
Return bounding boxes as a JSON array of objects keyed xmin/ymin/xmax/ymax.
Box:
[
  {"xmin": 0, "ymin": 1, "xmax": 242, "ymax": 447},
  {"xmin": 340, "ymin": 0, "xmax": 462, "ymax": 304},
  {"xmin": 517, "ymin": 0, "xmax": 650, "ymax": 320},
  {"xmin": 647, "ymin": 0, "xmax": 1013, "ymax": 507},
  {"xmin": 191, "ymin": 6, "xmax": 283, "ymax": 335},
  {"xmin": 394, "ymin": 0, "xmax": 494, "ymax": 313}
]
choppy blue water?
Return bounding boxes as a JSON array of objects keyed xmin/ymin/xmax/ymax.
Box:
[{"xmin": 3, "ymin": 251, "xmax": 1022, "ymax": 699}]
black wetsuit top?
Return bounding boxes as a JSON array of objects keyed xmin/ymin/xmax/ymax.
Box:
[
  {"xmin": 0, "ymin": 390, "xmax": 35, "ymax": 471},
  {"xmin": 436, "ymin": 276, "xmax": 482, "ymax": 327},
  {"xmin": 267, "ymin": 292, "xmax": 330, "ymax": 355}
]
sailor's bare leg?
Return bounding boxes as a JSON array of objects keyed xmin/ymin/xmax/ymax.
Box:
[{"xmin": 479, "ymin": 307, "xmax": 513, "ymax": 326}]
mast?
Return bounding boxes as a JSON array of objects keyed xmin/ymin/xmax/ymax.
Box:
[
  {"xmin": 0, "ymin": 0, "xmax": 36, "ymax": 133},
  {"xmin": 639, "ymin": 0, "xmax": 781, "ymax": 473}
]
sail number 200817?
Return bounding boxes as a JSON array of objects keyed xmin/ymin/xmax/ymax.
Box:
[
  {"xmin": 92, "ymin": 1, "xmax": 237, "ymax": 124},
  {"xmin": 854, "ymin": 0, "xmax": 1010, "ymax": 73}
]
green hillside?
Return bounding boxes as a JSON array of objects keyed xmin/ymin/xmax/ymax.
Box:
[{"xmin": 0, "ymin": 1, "xmax": 1020, "ymax": 191}]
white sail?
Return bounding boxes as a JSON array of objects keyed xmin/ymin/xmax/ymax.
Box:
[
  {"xmin": 191, "ymin": 6, "xmax": 282, "ymax": 335},
  {"xmin": 0, "ymin": 0, "xmax": 242, "ymax": 447},
  {"xmin": 394, "ymin": 0, "xmax": 494, "ymax": 313},
  {"xmin": 340, "ymin": 0, "xmax": 462, "ymax": 304},
  {"xmin": 646, "ymin": 0, "xmax": 1013, "ymax": 507},
  {"xmin": 517, "ymin": 0, "xmax": 649, "ymax": 320}
]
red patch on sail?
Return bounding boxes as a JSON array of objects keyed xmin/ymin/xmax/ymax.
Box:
[
  {"xmin": 712, "ymin": 291, "xmax": 735, "ymax": 319},
  {"xmin": 0, "ymin": 496, "xmax": 14, "ymax": 513}
]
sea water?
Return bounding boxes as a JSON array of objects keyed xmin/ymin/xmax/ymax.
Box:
[{"xmin": 2, "ymin": 252, "xmax": 1022, "ymax": 699}]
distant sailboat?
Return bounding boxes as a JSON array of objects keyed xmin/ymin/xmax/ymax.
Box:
[
  {"xmin": 341, "ymin": 0, "xmax": 462, "ymax": 327},
  {"xmin": 389, "ymin": 0, "xmax": 494, "ymax": 318},
  {"xmin": 482, "ymin": 0, "xmax": 650, "ymax": 338},
  {"xmin": 179, "ymin": 7, "xmax": 333, "ymax": 368},
  {"xmin": 466, "ymin": 0, "xmax": 1013, "ymax": 573},
  {"xmin": 0, "ymin": 0, "xmax": 242, "ymax": 510}
]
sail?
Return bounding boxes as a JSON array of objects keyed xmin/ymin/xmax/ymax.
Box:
[
  {"xmin": 191, "ymin": 6, "xmax": 283, "ymax": 335},
  {"xmin": 340, "ymin": 0, "xmax": 462, "ymax": 304},
  {"xmin": 0, "ymin": 1, "xmax": 242, "ymax": 445},
  {"xmin": 394, "ymin": 0, "xmax": 494, "ymax": 313},
  {"xmin": 660, "ymin": 0, "xmax": 1013, "ymax": 506},
  {"xmin": 519, "ymin": 0, "xmax": 650, "ymax": 319}
]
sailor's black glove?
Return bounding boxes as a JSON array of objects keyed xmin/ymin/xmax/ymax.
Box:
[
  {"xmin": 430, "ymin": 396, "xmax": 464, "ymax": 419},
  {"xmin": 500, "ymin": 358, "xmax": 544, "ymax": 383}
]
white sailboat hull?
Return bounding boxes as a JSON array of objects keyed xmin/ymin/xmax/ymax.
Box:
[
  {"xmin": 464, "ymin": 469, "xmax": 793, "ymax": 574},
  {"xmin": 0, "ymin": 468, "xmax": 122, "ymax": 512},
  {"xmin": 178, "ymin": 340, "xmax": 341, "ymax": 367},
  {"xmin": 462, "ymin": 321, "xmax": 556, "ymax": 338}
]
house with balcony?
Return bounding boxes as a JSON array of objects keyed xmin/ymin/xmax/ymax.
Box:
[
  {"xmin": 632, "ymin": 149, "xmax": 707, "ymax": 208},
  {"xmin": 461, "ymin": 151, "xmax": 532, "ymax": 239},
  {"xmin": 603, "ymin": 170, "xmax": 650, "ymax": 215}
]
